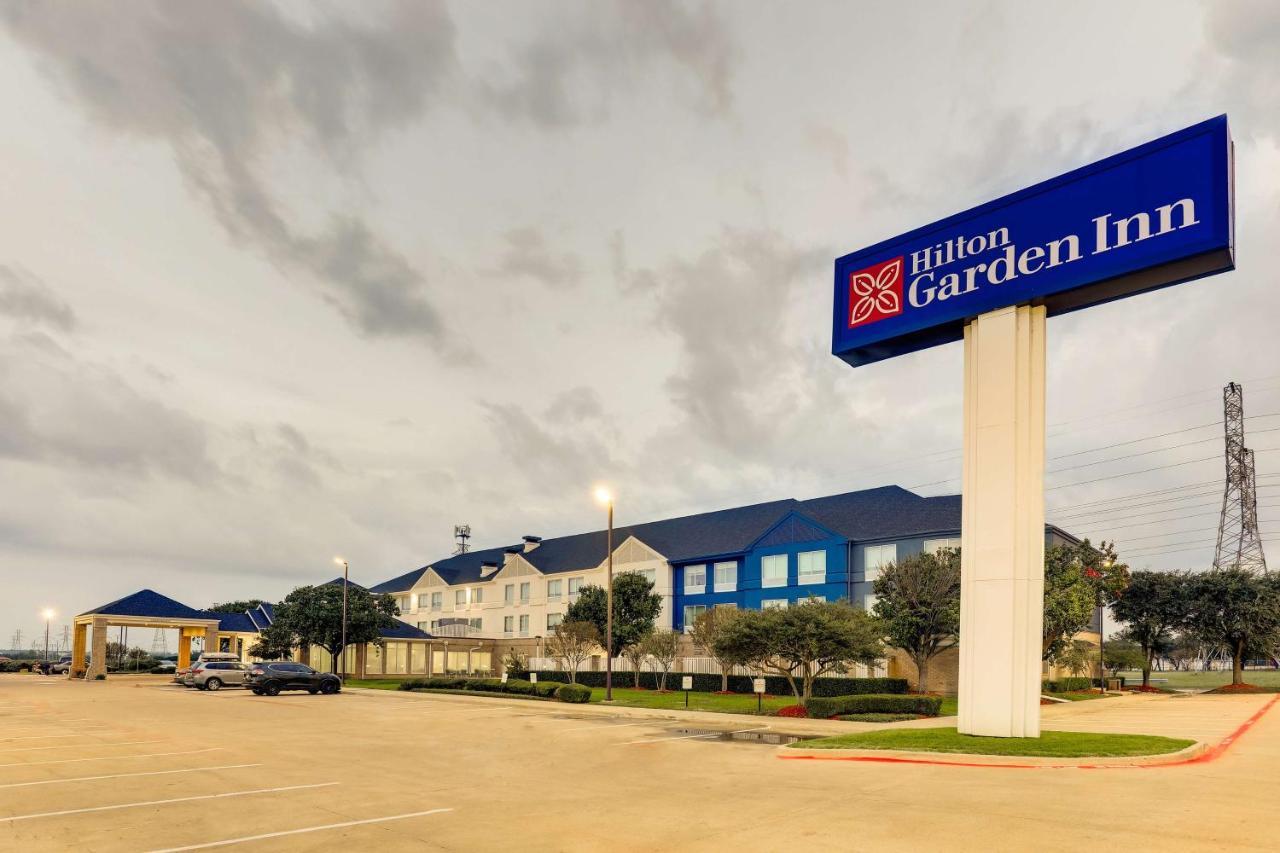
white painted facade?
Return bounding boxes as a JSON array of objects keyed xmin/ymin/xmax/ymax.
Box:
[{"xmin": 386, "ymin": 536, "xmax": 675, "ymax": 640}]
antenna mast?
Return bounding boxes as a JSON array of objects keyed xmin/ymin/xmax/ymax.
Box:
[{"xmin": 453, "ymin": 524, "xmax": 472, "ymax": 555}]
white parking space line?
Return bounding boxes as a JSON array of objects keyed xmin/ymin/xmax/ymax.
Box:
[
  {"xmin": 0, "ymin": 747, "xmax": 220, "ymax": 768},
  {"xmin": 621, "ymin": 726, "xmax": 770, "ymax": 746},
  {"xmin": 146, "ymin": 807, "xmax": 455, "ymax": 852},
  {"xmin": 0, "ymin": 739, "xmax": 165, "ymax": 754},
  {"xmin": 0, "ymin": 781, "xmax": 338, "ymax": 823},
  {"xmin": 0, "ymin": 763, "xmax": 261, "ymax": 789}
]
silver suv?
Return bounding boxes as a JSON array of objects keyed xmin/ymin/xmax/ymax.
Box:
[{"xmin": 188, "ymin": 660, "xmax": 248, "ymax": 691}]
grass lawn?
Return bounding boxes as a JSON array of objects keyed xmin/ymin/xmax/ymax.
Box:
[
  {"xmin": 345, "ymin": 679, "xmax": 405, "ymax": 690},
  {"xmin": 1051, "ymin": 691, "xmax": 1114, "ymax": 702},
  {"xmin": 791, "ymin": 727, "xmax": 1195, "ymax": 757},
  {"xmin": 1116, "ymin": 669, "xmax": 1280, "ymax": 691}
]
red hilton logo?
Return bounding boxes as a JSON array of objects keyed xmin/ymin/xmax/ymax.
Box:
[{"xmin": 847, "ymin": 256, "xmax": 904, "ymax": 328}]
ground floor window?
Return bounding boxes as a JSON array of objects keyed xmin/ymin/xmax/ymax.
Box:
[
  {"xmin": 762, "ymin": 599, "xmax": 788, "ymax": 610},
  {"xmin": 683, "ymin": 604, "xmax": 708, "ymax": 631},
  {"xmin": 384, "ymin": 642, "xmax": 408, "ymax": 675}
]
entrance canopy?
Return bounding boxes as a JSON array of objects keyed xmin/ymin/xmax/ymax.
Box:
[{"xmin": 73, "ymin": 589, "xmax": 222, "ymax": 678}]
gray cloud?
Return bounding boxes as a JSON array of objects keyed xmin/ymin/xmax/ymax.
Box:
[
  {"xmin": 491, "ymin": 227, "xmax": 583, "ymax": 289},
  {"xmin": 2, "ymin": 0, "xmax": 460, "ymax": 351},
  {"xmin": 478, "ymin": 0, "xmax": 736, "ymax": 128},
  {"xmin": 1205, "ymin": 0, "xmax": 1280, "ymax": 138},
  {"xmin": 0, "ymin": 265, "xmax": 75, "ymax": 331}
]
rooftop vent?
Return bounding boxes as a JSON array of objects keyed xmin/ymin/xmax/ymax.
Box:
[
  {"xmin": 522, "ymin": 535, "xmax": 542, "ymax": 552},
  {"xmin": 480, "ymin": 560, "xmax": 499, "ymax": 577}
]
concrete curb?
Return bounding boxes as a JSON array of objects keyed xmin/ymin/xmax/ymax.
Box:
[{"xmin": 779, "ymin": 740, "xmax": 1209, "ymax": 768}]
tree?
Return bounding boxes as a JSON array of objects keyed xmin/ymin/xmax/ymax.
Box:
[
  {"xmin": 1043, "ymin": 539, "xmax": 1129, "ymax": 661},
  {"xmin": 1185, "ymin": 569, "xmax": 1280, "ymax": 686},
  {"xmin": 271, "ymin": 584, "xmax": 401, "ymax": 674},
  {"xmin": 248, "ymin": 620, "xmax": 296, "ymax": 661},
  {"xmin": 1052, "ymin": 639, "xmax": 1095, "ymax": 685},
  {"xmin": 501, "ymin": 647, "xmax": 529, "ymax": 680},
  {"xmin": 872, "ymin": 548, "xmax": 960, "ymax": 693},
  {"xmin": 1100, "ymin": 638, "xmax": 1146, "ymax": 676},
  {"xmin": 546, "ymin": 620, "xmax": 598, "ymax": 683},
  {"xmin": 1166, "ymin": 631, "xmax": 1202, "ymax": 671},
  {"xmin": 640, "ymin": 629, "xmax": 680, "ymax": 691},
  {"xmin": 688, "ymin": 607, "xmax": 739, "ymax": 692},
  {"xmin": 207, "ymin": 599, "xmax": 266, "ymax": 614},
  {"xmin": 622, "ymin": 636, "xmax": 650, "ymax": 688},
  {"xmin": 564, "ymin": 572, "xmax": 662, "ymax": 658},
  {"xmin": 1111, "ymin": 570, "xmax": 1188, "ymax": 687},
  {"xmin": 713, "ymin": 600, "xmax": 883, "ymax": 703}
]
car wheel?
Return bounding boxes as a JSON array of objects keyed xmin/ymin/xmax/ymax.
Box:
[
  {"xmin": 251, "ymin": 688, "xmax": 263, "ymax": 695},
  {"xmin": 308, "ymin": 687, "xmax": 319, "ymax": 695},
  {"xmin": 320, "ymin": 680, "xmax": 340, "ymax": 695},
  {"xmin": 206, "ymin": 678, "xmax": 222, "ymax": 692},
  {"xmin": 263, "ymin": 682, "xmax": 281, "ymax": 697}
]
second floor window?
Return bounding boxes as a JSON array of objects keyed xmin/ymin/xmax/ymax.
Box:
[
  {"xmin": 547, "ymin": 612, "xmax": 563, "ymax": 629},
  {"xmin": 431, "ymin": 592, "xmax": 442, "ymax": 610},
  {"xmin": 713, "ymin": 561, "xmax": 737, "ymax": 592},
  {"xmin": 455, "ymin": 589, "xmax": 467, "ymax": 608},
  {"xmin": 547, "ymin": 579, "xmax": 562, "ymax": 600},
  {"xmin": 519, "ymin": 614, "xmax": 529, "ymax": 635},
  {"xmin": 520, "ymin": 582, "xmax": 530, "ymax": 604},
  {"xmin": 684, "ymin": 564, "xmax": 706, "ymax": 592},
  {"xmin": 504, "ymin": 584, "xmax": 514, "ymax": 604},
  {"xmin": 682, "ymin": 604, "xmax": 708, "ymax": 632},
  {"xmin": 798, "ymin": 550, "xmax": 826, "ymax": 583},
  {"xmin": 568, "ymin": 576, "xmax": 583, "ymax": 595},
  {"xmin": 864, "ymin": 543, "xmax": 897, "ymax": 582},
  {"xmin": 761, "ymin": 554, "xmax": 787, "ymax": 588},
  {"xmin": 416, "ymin": 594, "xmax": 429, "ymax": 609},
  {"xmin": 503, "ymin": 616, "xmax": 514, "ymax": 634},
  {"xmin": 472, "ymin": 587, "xmax": 483, "ymax": 604}
]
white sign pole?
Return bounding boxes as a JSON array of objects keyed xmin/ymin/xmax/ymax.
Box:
[{"xmin": 957, "ymin": 304, "xmax": 1046, "ymax": 738}]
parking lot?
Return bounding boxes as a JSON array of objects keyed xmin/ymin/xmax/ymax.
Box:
[{"xmin": 2, "ymin": 674, "xmax": 1278, "ymax": 851}]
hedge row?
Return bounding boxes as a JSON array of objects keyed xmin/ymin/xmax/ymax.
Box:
[
  {"xmin": 398, "ymin": 676, "xmax": 581, "ymax": 702},
  {"xmin": 805, "ymin": 693, "xmax": 943, "ymax": 718},
  {"xmin": 1042, "ymin": 677, "xmax": 1092, "ymax": 693},
  {"xmin": 531, "ymin": 671, "xmax": 908, "ymax": 697}
]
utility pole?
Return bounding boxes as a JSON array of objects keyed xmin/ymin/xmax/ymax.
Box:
[{"xmin": 1213, "ymin": 382, "xmax": 1268, "ymax": 573}]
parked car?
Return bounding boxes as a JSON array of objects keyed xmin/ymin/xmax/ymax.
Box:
[
  {"xmin": 176, "ymin": 652, "xmax": 241, "ymax": 687},
  {"xmin": 189, "ymin": 660, "xmax": 248, "ymax": 691},
  {"xmin": 152, "ymin": 660, "xmax": 177, "ymax": 673},
  {"xmin": 49, "ymin": 656, "xmax": 74, "ymax": 675},
  {"xmin": 244, "ymin": 662, "xmax": 341, "ymax": 696}
]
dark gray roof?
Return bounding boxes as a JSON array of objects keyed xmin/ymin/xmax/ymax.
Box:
[
  {"xmin": 79, "ymin": 589, "xmax": 214, "ymax": 621},
  {"xmin": 367, "ymin": 566, "xmax": 431, "ymax": 595},
  {"xmin": 215, "ymin": 612, "xmax": 259, "ymax": 633},
  {"xmin": 798, "ymin": 487, "xmax": 962, "ymax": 541}
]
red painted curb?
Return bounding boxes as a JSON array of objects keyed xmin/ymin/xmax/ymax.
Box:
[{"xmin": 777, "ymin": 695, "xmax": 1279, "ymax": 771}]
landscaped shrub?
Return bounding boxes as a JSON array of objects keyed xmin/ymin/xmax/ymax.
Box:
[
  {"xmin": 503, "ymin": 679, "xmax": 537, "ymax": 696},
  {"xmin": 836, "ymin": 712, "xmax": 918, "ymax": 722},
  {"xmin": 464, "ymin": 678, "xmax": 505, "ymax": 692},
  {"xmin": 557, "ymin": 683, "xmax": 591, "ymax": 703},
  {"xmin": 775, "ymin": 705, "xmax": 809, "ymax": 718},
  {"xmin": 532, "ymin": 671, "xmax": 907, "ymax": 697},
  {"xmin": 148, "ymin": 666, "xmax": 171, "ymax": 674},
  {"xmin": 1042, "ymin": 677, "xmax": 1092, "ymax": 693},
  {"xmin": 533, "ymin": 681, "xmax": 561, "ymax": 698},
  {"xmin": 93, "ymin": 673, "xmax": 106, "ymax": 680},
  {"xmin": 805, "ymin": 693, "xmax": 943, "ymax": 719}
]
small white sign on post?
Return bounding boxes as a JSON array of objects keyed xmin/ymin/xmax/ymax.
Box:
[
  {"xmin": 501, "ymin": 672, "xmax": 508, "ymax": 684},
  {"xmin": 682, "ymin": 676, "xmax": 693, "ymax": 691},
  {"xmin": 752, "ymin": 678, "xmax": 766, "ymax": 694},
  {"xmin": 530, "ymin": 672, "xmax": 538, "ymax": 684}
]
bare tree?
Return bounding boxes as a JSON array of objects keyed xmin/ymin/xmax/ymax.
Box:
[
  {"xmin": 546, "ymin": 620, "xmax": 598, "ymax": 683},
  {"xmin": 688, "ymin": 607, "xmax": 738, "ymax": 692},
  {"xmin": 623, "ymin": 636, "xmax": 649, "ymax": 688},
  {"xmin": 640, "ymin": 629, "xmax": 680, "ymax": 691}
]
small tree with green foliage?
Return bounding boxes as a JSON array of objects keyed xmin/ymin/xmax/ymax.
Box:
[
  {"xmin": 208, "ymin": 599, "xmax": 266, "ymax": 614},
  {"xmin": 271, "ymin": 584, "xmax": 401, "ymax": 674},
  {"xmin": 713, "ymin": 600, "xmax": 884, "ymax": 703},
  {"xmin": 1110, "ymin": 570, "xmax": 1188, "ymax": 688},
  {"xmin": 688, "ymin": 606, "xmax": 739, "ymax": 692},
  {"xmin": 249, "ymin": 619, "xmax": 297, "ymax": 661},
  {"xmin": 640, "ymin": 629, "xmax": 680, "ymax": 691},
  {"xmin": 565, "ymin": 572, "xmax": 662, "ymax": 658},
  {"xmin": 1052, "ymin": 639, "xmax": 1096, "ymax": 687},
  {"xmin": 1043, "ymin": 540, "xmax": 1129, "ymax": 661},
  {"xmin": 872, "ymin": 548, "xmax": 960, "ymax": 693},
  {"xmin": 623, "ymin": 636, "xmax": 650, "ymax": 688},
  {"xmin": 1100, "ymin": 638, "xmax": 1146, "ymax": 677},
  {"xmin": 501, "ymin": 647, "xmax": 529, "ymax": 680},
  {"xmin": 1186, "ymin": 569, "xmax": 1280, "ymax": 686},
  {"xmin": 546, "ymin": 620, "xmax": 598, "ymax": 683}
]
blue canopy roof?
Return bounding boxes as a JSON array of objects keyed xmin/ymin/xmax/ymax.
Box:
[{"xmin": 79, "ymin": 589, "xmax": 215, "ymax": 621}]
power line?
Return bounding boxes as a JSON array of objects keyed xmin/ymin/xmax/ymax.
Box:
[
  {"xmin": 1052, "ymin": 492, "xmax": 1280, "ymax": 525},
  {"xmin": 1048, "ymin": 474, "xmax": 1280, "ymax": 513}
]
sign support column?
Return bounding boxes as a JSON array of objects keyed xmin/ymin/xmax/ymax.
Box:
[{"xmin": 958, "ymin": 304, "xmax": 1046, "ymax": 738}]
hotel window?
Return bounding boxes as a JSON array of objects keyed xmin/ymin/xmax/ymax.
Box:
[
  {"xmin": 713, "ymin": 561, "xmax": 737, "ymax": 592},
  {"xmin": 431, "ymin": 591, "xmax": 442, "ymax": 610},
  {"xmin": 417, "ymin": 594, "xmax": 430, "ymax": 609},
  {"xmin": 864, "ymin": 543, "xmax": 897, "ymax": 582},
  {"xmin": 417, "ymin": 621, "xmax": 431, "ymax": 631},
  {"xmin": 761, "ymin": 554, "xmax": 788, "ymax": 588},
  {"xmin": 469, "ymin": 618, "xmax": 483, "ymax": 631},
  {"xmin": 547, "ymin": 579, "xmax": 562, "ymax": 601},
  {"xmin": 503, "ymin": 616, "xmax": 514, "ymax": 636},
  {"xmin": 568, "ymin": 577, "xmax": 583, "ymax": 596},
  {"xmin": 683, "ymin": 604, "xmax": 708, "ymax": 632},
  {"xmin": 518, "ymin": 614, "xmax": 530, "ymax": 636},
  {"xmin": 762, "ymin": 599, "xmax": 788, "ymax": 610},
  {"xmin": 798, "ymin": 550, "xmax": 826, "ymax": 584},
  {"xmin": 504, "ymin": 584, "xmax": 515, "ymax": 605},
  {"xmin": 924, "ymin": 537, "xmax": 962, "ymax": 555},
  {"xmin": 455, "ymin": 589, "xmax": 467, "ymax": 608},
  {"xmin": 547, "ymin": 612, "xmax": 563, "ymax": 629},
  {"xmin": 519, "ymin": 582, "xmax": 531, "ymax": 604},
  {"xmin": 684, "ymin": 564, "xmax": 706, "ymax": 593},
  {"xmin": 472, "ymin": 587, "xmax": 483, "ymax": 604},
  {"xmin": 398, "ymin": 596, "xmax": 410, "ymax": 612}
]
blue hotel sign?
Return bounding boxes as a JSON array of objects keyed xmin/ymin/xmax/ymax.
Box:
[{"xmin": 832, "ymin": 116, "xmax": 1234, "ymax": 366}]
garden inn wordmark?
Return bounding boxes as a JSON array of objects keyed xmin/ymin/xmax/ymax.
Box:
[{"xmin": 848, "ymin": 197, "xmax": 1201, "ymax": 327}]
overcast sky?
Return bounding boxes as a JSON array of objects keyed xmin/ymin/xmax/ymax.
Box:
[{"xmin": 2, "ymin": 1, "xmax": 1277, "ymax": 646}]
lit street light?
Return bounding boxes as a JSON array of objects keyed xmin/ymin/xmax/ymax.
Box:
[
  {"xmin": 41, "ymin": 608, "xmax": 55, "ymax": 664},
  {"xmin": 595, "ymin": 487, "xmax": 614, "ymax": 701},
  {"xmin": 335, "ymin": 556, "xmax": 349, "ymax": 681}
]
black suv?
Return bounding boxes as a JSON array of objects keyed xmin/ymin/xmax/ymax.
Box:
[{"xmin": 244, "ymin": 662, "xmax": 341, "ymax": 696}]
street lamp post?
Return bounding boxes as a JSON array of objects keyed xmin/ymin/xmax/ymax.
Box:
[
  {"xmin": 335, "ymin": 557, "xmax": 349, "ymax": 681},
  {"xmin": 595, "ymin": 487, "xmax": 614, "ymax": 701},
  {"xmin": 41, "ymin": 609, "xmax": 55, "ymax": 664}
]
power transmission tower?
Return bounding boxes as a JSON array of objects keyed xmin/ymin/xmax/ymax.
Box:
[
  {"xmin": 1213, "ymin": 382, "xmax": 1268, "ymax": 572},
  {"xmin": 150, "ymin": 629, "xmax": 169, "ymax": 657},
  {"xmin": 10, "ymin": 629, "xmax": 22, "ymax": 651},
  {"xmin": 453, "ymin": 524, "xmax": 472, "ymax": 555}
]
